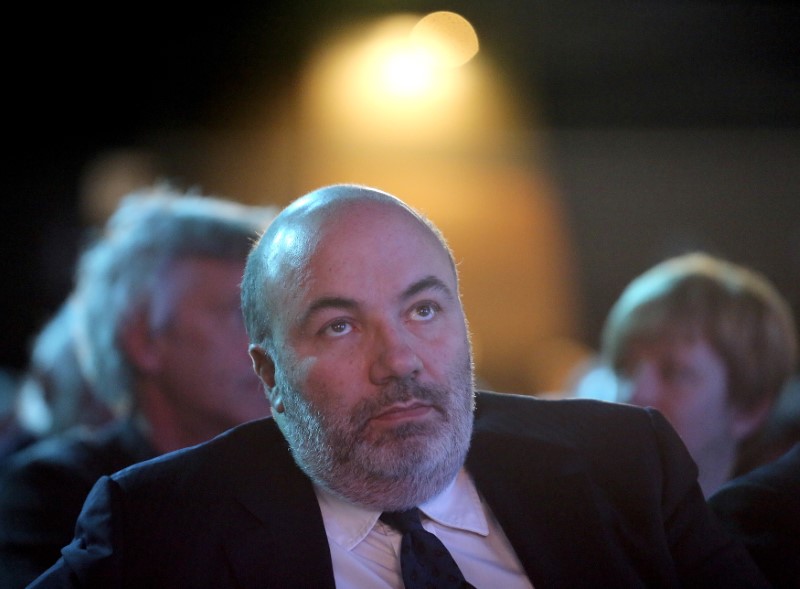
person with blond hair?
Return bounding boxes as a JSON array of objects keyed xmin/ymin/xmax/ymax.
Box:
[{"xmin": 601, "ymin": 252, "xmax": 797, "ymax": 496}]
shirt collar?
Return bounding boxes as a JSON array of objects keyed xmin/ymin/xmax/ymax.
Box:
[
  {"xmin": 419, "ymin": 467, "xmax": 488, "ymax": 536},
  {"xmin": 315, "ymin": 467, "xmax": 488, "ymax": 552}
]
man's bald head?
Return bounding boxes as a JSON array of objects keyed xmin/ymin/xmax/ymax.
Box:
[{"xmin": 241, "ymin": 184, "xmax": 457, "ymax": 350}]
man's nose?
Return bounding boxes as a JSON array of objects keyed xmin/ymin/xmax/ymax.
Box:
[{"xmin": 369, "ymin": 322, "xmax": 423, "ymax": 385}]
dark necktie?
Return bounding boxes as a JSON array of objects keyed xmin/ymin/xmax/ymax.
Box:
[{"xmin": 380, "ymin": 508, "xmax": 475, "ymax": 589}]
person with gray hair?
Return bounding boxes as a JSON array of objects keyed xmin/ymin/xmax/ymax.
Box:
[
  {"xmin": 29, "ymin": 184, "xmax": 768, "ymax": 588},
  {"xmin": 0, "ymin": 186, "xmax": 275, "ymax": 588}
]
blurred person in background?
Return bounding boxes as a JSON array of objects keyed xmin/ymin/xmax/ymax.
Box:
[
  {"xmin": 0, "ymin": 186, "xmax": 276, "ymax": 588},
  {"xmin": 1, "ymin": 297, "xmax": 114, "ymax": 462},
  {"xmin": 601, "ymin": 252, "xmax": 797, "ymax": 497}
]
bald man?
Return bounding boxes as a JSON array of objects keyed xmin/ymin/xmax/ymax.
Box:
[{"xmin": 30, "ymin": 185, "xmax": 767, "ymax": 588}]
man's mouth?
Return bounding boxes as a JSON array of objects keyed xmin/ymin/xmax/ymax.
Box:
[{"xmin": 370, "ymin": 401, "xmax": 435, "ymax": 425}]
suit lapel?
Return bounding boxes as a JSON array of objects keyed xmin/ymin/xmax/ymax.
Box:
[
  {"xmin": 467, "ymin": 428, "xmax": 641, "ymax": 588},
  {"xmin": 221, "ymin": 422, "xmax": 337, "ymax": 589}
]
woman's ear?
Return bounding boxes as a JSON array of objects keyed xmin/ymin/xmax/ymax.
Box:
[{"xmin": 249, "ymin": 345, "xmax": 284, "ymax": 413}]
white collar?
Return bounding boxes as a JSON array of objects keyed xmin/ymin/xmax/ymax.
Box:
[{"xmin": 315, "ymin": 467, "xmax": 489, "ymax": 551}]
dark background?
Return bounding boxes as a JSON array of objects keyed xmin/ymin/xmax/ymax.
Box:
[{"xmin": 4, "ymin": 2, "xmax": 800, "ymax": 381}]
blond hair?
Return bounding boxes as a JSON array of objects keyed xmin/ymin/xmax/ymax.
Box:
[{"xmin": 602, "ymin": 252, "xmax": 797, "ymax": 412}]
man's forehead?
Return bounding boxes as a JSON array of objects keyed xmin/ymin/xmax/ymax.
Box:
[
  {"xmin": 274, "ymin": 197, "xmax": 432, "ymax": 256},
  {"xmin": 259, "ymin": 189, "xmax": 456, "ymax": 298}
]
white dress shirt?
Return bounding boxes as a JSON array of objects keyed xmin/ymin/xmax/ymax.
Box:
[{"xmin": 315, "ymin": 467, "xmax": 534, "ymax": 588}]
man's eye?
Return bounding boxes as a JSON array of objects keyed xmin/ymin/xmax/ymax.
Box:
[
  {"xmin": 411, "ymin": 303, "xmax": 439, "ymax": 321},
  {"xmin": 324, "ymin": 320, "xmax": 353, "ymax": 337}
]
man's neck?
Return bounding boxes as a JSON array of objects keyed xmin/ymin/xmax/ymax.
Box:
[{"xmin": 135, "ymin": 385, "xmax": 224, "ymax": 454}]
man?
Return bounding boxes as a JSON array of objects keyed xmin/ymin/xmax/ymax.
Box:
[
  {"xmin": 0, "ymin": 187, "xmax": 274, "ymax": 588},
  {"xmin": 710, "ymin": 443, "xmax": 800, "ymax": 588},
  {"xmin": 30, "ymin": 184, "xmax": 767, "ymax": 588},
  {"xmin": 599, "ymin": 253, "xmax": 797, "ymax": 496}
]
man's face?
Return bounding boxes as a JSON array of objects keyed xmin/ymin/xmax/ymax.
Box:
[
  {"xmin": 262, "ymin": 202, "xmax": 475, "ymax": 510},
  {"xmin": 149, "ymin": 258, "xmax": 270, "ymax": 434}
]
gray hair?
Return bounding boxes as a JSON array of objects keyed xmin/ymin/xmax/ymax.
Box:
[{"xmin": 73, "ymin": 186, "xmax": 276, "ymax": 413}]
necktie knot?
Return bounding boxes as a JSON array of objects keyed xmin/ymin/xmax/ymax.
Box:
[
  {"xmin": 380, "ymin": 508, "xmax": 425, "ymax": 534},
  {"xmin": 379, "ymin": 507, "xmax": 475, "ymax": 588}
]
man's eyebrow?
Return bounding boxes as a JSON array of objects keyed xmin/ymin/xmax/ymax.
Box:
[
  {"xmin": 402, "ymin": 275, "xmax": 454, "ymax": 301},
  {"xmin": 300, "ymin": 296, "xmax": 358, "ymax": 327}
]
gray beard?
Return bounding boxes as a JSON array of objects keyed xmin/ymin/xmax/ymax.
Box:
[{"xmin": 274, "ymin": 354, "xmax": 475, "ymax": 511}]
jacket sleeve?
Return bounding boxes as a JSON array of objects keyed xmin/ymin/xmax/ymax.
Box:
[
  {"xmin": 27, "ymin": 476, "xmax": 124, "ymax": 589},
  {"xmin": 0, "ymin": 455, "xmax": 100, "ymax": 589}
]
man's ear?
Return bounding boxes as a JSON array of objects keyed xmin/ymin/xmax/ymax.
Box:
[
  {"xmin": 120, "ymin": 310, "xmax": 162, "ymax": 373},
  {"xmin": 249, "ymin": 344, "xmax": 276, "ymax": 388},
  {"xmin": 249, "ymin": 344, "xmax": 284, "ymax": 413}
]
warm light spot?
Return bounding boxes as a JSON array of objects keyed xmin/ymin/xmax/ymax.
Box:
[
  {"xmin": 410, "ymin": 11, "xmax": 479, "ymax": 68},
  {"xmin": 381, "ymin": 46, "xmax": 436, "ymax": 98},
  {"xmin": 298, "ymin": 14, "xmax": 510, "ymax": 148}
]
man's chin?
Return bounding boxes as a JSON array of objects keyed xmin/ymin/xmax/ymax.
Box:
[{"xmin": 360, "ymin": 429, "xmax": 454, "ymax": 471}]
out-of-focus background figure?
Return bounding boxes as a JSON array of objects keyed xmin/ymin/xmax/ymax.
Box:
[
  {"xmin": 13, "ymin": 299, "xmax": 113, "ymax": 452},
  {"xmin": 0, "ymin": 187, "xmax": 276, "ymax": 589},
  {"xmin": 0, "ymin": 297, "xmax": 114, "ymax": 463},
  {"xmin": 600, "ymin": 253, "xmax": 797, "ymax": 497}
]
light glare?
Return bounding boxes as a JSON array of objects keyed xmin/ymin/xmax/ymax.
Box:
[{"xmin": 382, "ymin": 47, "xmax": 435, "ymax": 97}]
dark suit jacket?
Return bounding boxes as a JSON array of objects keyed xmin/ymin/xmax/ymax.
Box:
[
  {"xmin": 0, "ymin": 419, "xmax": 155, "ymax": 589},
  {"xmin": 30, "ymin": 393, "xmax": 768, "ymax": 588},
  {"xmin": 710, "ymin": 443, "xmax": 800, "ymax": 588}
]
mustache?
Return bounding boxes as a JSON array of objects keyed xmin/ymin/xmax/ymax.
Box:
[{"xmin": 350, "ymin": 379, "xmax": 451, "ymax": 431}]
